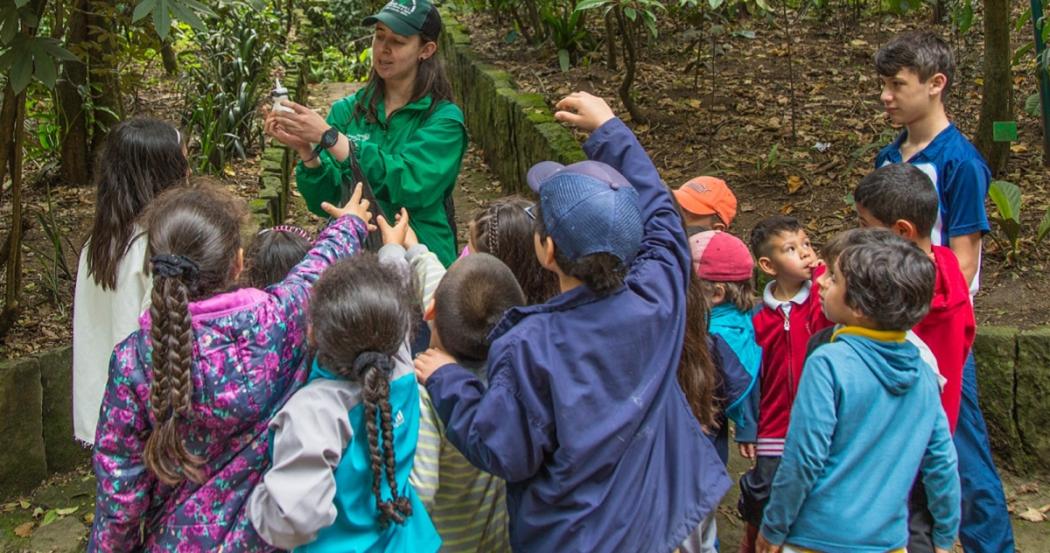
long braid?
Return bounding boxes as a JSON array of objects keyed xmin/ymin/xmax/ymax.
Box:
[
  {"xmin": 362, "ymin": 366, "xmax": 411, "ymax": 527},
  {"xmin": 379, "ymin": 384, "xmax": 412, "ymax": 522},
  {"xmin": 362, "ymin": 369, "xmax": 386, "ymax": 524},
  {"xmin": 143, "ymin": 275, "xmax": 204, "ymax": 485}
]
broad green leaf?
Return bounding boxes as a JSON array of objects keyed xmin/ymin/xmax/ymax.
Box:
[
  {"xmin": 33, "ymin": 49, "xmax": 57, "ymax": 88},
  {"xmin": 558, "ymin": 48, "xmax": 570, "ymax": 72},
  {"xmin": 1026, "ymin": 93, "xmax": 1041, "ymax": 118},
  {"xmin": 575, "ymin": 0, "xmax": 610, "ymax": 12},
  {"xmin": 41, "ymin": 509, "xmax": 58, "ymax": 527},
  {"xmin": 0, "ymin": 8, "xmax": 19, "ymax": 45},
  {"xmin": 1036, "ymin": 207, "xmax": 1050, "ymax": 246},
  {"xmin": 1015, "ymin": 8, "xmax": 1031, "ymax": 34},
  {"xmin": 38, "ymin": 38, "xmax": 77, "ymax": 61},
  {"xmin": 709, "ymin": 0, "xmax": 724, "ymax": 9},
  {"xmin": 754, "ymin": 0, "xmax": 772, "ymax": 12},
  {"xmin": 181, "ymin": 0, "xmax": 216, "ymax": 19},
  {"xmin": 132, "ymin": 0, "xmax": 158, "ymax": 23},
  {"xmin": 954, "ymin": 2, "xmax": 973, "ymax": 34},
  {"xmin": 988, "ymin": 180, "xmax": 1021, "ymax": 223},
  {"xmin": 14, "ymin": 0, "xmax": 30, "ymax": 7},
  {"xmin": 624, "ymin": 7, "xmax": 637, "ymax": 21},
  {"xmin": 10, "ymin": 49, "xmax": 32, "ymax": 93},
  {"xmin": 153, "ymin": 0, "xmax": 172, "ymax": 40},
  {"xmin": 1012, "ymin": 42, "xmax": 1034, "ymax": 67},
  {"xmin": 169, "ymin": 0, "xmax": 206, "ymax": 32}
]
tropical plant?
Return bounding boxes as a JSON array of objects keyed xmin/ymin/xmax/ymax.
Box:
[{"xmin": 987, "ymin": 180, "xmax": 1022, "ymax": 262}]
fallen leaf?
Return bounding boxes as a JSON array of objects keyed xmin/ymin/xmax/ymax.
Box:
[
  {"xmin": 849, "ymin": 39, "xmax": 868, "ymax": 48},
  {"xmin": 56, "ymin": 506, "xmax": 79, "ymax": 516},
  {"xmin": 41, "ymin": 509, "xmax": 59, "ymax": 527},
  {"xmin": 1011, "ymin": 143, "xmax": 1028, "ymax": 153},
  {"xmin": 84, "ymin": 512, "xmax": 95, "ymax": 525},
  {"xmin": 1039, "ymin": 503, "xmax": 1050, "ymax": 513},
  {"xmin": 780, "ymin": 204, "xmax": 795, "ymax": 215},
  {"xmin": 687, "ymin": 99, "xmax": 702, "ymax": 109},
  {"xmin": 787, "ymin": 175, "xmax": 805, "ymax": 194},
  {"xmin": 19, "ymin": 500, "xmax": 30, "ymax": 509},
  {"xmin": 1018, "ymin": 507, "xmax": 1047, "ymax": 522},
  {"xmin": 13, "ymin": 522, "xmax": 34, "ymax": 538}
]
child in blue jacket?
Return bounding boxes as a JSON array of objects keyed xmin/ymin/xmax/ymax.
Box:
[
  {"xmin": 757, "ymin": 230, "xmax": 960, "ymax": 553},
  {"xmin": 415, "ymin": 92, "xmax": 730, "ymax": 553}
]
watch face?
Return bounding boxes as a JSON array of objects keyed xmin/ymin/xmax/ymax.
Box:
[{"xmin": 322, "ymin": 128, "xmax": 339, "ymax": 148}]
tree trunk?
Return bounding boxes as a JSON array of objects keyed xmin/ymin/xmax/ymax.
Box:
[
  {"xmin": 931, "ymin": 0, "xmax": 947, "ymax": 24},
  {"xmin": 57, "ymin": 0, "xmax": 91, "ymax": 187},
  {"xmin": 87, "ymin": 0, "xmax": 122, "ymax": 154},
  {"xmin": 524, "ymin": 0, "xmax": 544, "ymax": 42},
  {"xmin": 615, "ymin": 7, "xmax": 646, "ymax": 124},
  {"xmin": 975, "ymin": 0, "xmax": 1013, "ymax": 175},
  {"xmin": 0, "ymin": 89, "xmax": 26, "ymax": 342},
  {"xmin": 605, "ymin": 10, "xmax": 618, "ymax": 71},
  {"xmin": 160, "ymin": 39, "xmax": 178, "ymax": 75}
]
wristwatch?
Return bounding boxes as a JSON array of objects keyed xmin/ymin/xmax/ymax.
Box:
[{"xmin": 306, "ymin": 127, "xmax": 340, "ymax": 161}]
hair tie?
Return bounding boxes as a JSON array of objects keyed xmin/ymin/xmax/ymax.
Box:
[
  {"xmin": 151, "ymin": 254, "xmax": 200, "ymax": 282},
  {"xmin": 353, "ymin": 351, "xmax": 395, "ymax": 377}
]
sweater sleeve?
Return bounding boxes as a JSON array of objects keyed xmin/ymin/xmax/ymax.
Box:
[
  {"xmin": 425, "ymin": 341, "xmax": 555, "ymax": 483},
  {"xmin": 921, "ymin": 408, "xmax": 961, "ymax": 550},
  {"xmin": 759, "ymin": 353, "xmax": 838, "ymax": 545},
  {"xmin": 407, "ymin": 244, "xmax": 446, "ymax": 312},
  {"xmin": 88, "ymin": 343, "xmax": 154, "ymax": 553},
  {"xmin": 248, "ymin": 382, "xmax": 355, "ymax": 550},
  {"xmin": 294, "ymin": 102, "xmax": 355, "ymax": 218},
  {"xmin": 409, "ymin": 386, "xmax": 444, "ymax": 512}
]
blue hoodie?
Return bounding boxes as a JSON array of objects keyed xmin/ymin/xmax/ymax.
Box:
[
  {"xmin": 425, "ymin": 118, "xmax": 731, "ymax": 553},
  {"xmin": 709, "ymin": 303, "xmax": 761, "ymax": 438},
  {"xmin": 760, "ymin": 327, "xmax": 960, "ymax": 552}
]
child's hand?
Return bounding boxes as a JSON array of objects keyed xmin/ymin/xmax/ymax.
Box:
[
  {"xmin": 377, "ymin": 208, "xmax": 410, "ymax": 246},
  {"xmin": 756, "ymin": 533, "xmax": 782, "ymax": 553},
  {"xmin": 404, "ymin": 223, "xmax": 419, "ymax": 248},
  {"xmin": 554, "ymin": 92, "xmax": 615, "ymax": 132},
  {"xmin": 414, "ymin": 347, "xmax": 456, "ymax": 385},
  {"xmin": 321, "ymin": 183, "xmax": 373, "ymax": 228},
  {"xmin": 738, "ymin": 443, "xmax": 756, "ymax": 460}
]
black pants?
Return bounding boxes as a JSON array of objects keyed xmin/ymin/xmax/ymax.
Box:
[{"xmin": 738, "ymin": 455, "xmax": 781, "ymax": 527}]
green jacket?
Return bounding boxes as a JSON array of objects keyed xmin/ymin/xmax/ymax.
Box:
[{"xmin": 295, "ymin": 89, "xmax": 467, "ymax": 266}]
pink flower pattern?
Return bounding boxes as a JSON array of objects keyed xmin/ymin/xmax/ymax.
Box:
[{"xmin": 88, "ymin": 216, "xmax": 367, "ymax": 553}]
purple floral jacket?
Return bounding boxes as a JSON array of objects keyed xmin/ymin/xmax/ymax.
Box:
[{"xmin": 88, "ymin": 215, "xmax": 367, "ymax": 553}]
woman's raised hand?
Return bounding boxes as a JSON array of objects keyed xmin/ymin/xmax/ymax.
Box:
[
  {"xmin": 263, "ymin": 107, "xmax": 312, "ymax": 155},
  {"xmin": 554, "ymin": 92, "xmax": 615, "ymax": 132},
  {"xmin": 321, "ymin": 183, "xmax": 374, "ymax": 229},
  {"xmin": 271, "ymin": 100, "xmax": 330, "ymax": 144}
]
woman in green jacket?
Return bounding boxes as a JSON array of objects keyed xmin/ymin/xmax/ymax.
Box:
[{"xmin": 266, "ymin": 0, "xmax": 466, "ymax": 266}]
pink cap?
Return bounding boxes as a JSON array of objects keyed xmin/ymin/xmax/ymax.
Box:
[{"xmin": 689, "ymin": 230, "xmax": 754, "ymax": 282}]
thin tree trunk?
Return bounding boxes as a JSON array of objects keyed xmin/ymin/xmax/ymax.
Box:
[
  {"xmin": 605, "ymin": 10, "xmax": 618, "ymax": 71},
  {"xmin": 975, "ymin": 0, "xmax": 1013, "ymax": 175},
  {"xmin": 58, "ymin": 0, "xmax": 91, "ymax": 186},
  {"xmin": 1, "ymin": 89, "xmax": 27, "ymax": 342},
  {"xmin": 524, "ymin": 0, "xmax": 543, "ymax": 42},
  {"xmin": 160, "ymin": 40, "xmax": 178, "ymax": 75},
  {"xmin": 87, "ymin": 0, "xmax": 122, "ymax": 153},
  {"xmin": 615, "ymin": 7, "xmax": 646, "ymax": 124}
]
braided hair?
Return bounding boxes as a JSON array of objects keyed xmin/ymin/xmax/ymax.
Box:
[
  {"xmin": 141, "ymin": 184, "xmax": 246, "ymax": 485},
  {"xmin": 309, "ymin": 254, "xmax": 415, "ymax": 527},
  {"xmin": 470, "ymin": 196, "xmax": 559, "ymax": 305}
]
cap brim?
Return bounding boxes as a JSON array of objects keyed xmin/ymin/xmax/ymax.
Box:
[
  {"xmin": 527, "ymin": 160, "xmax": 632, "ymax": 193},
  {"xmin": 362, "ymin": 12, "xmax": 419, "ymax": 36}
]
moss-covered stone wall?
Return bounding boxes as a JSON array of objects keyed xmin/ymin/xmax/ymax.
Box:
[{"xmin": 437, "ymin": 11, "xmax": 585, "ymax": 195}]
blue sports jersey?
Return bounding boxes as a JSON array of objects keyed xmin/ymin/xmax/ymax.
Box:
[{"xmin": 876, "ymin": 124, "xmax": 990, "ymax": 294}]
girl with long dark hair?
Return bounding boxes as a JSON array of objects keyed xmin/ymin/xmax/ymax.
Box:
[
  {"xmin": 73, "ymin": 117, "xmax": 189, "ymax": 444},
  {"xmin": 88, "ymin": 183, "xmax": 373, "ymax": 551}
]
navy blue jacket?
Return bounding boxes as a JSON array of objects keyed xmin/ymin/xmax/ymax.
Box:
[{"xmin": 425, "ymin": 118, "xmax": 731, "ymax": 553}]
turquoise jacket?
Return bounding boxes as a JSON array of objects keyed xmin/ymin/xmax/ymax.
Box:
[
  {"xmin": 709, "ymin": 303, "xmax": 761, "ymax": 433},
  {"xmin": 760, "ymin": 328, "xmax": 960, "ymax": 552}
]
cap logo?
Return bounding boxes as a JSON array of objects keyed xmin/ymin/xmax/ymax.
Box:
[
  {"xmin": 687, "ymin": 181, "xmax": 711, "ymax": 193},
  {"xmin": 384, "ymin": 0, "xmax": 417, "ymax": 16}
]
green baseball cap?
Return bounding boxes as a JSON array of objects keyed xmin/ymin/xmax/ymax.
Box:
[{"xmin": 362, "ymin": 0, "xmax": 442, "ymax": 38}]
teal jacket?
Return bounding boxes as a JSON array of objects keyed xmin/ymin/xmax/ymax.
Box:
[
  {"xmin": 709, "ymin": 303, "xmax": 761, "ymax": 432},
  {"xmin": 760, "ymin": 327, "xmax": 960, "ymax": 552},
  {"xmin": 296, "ymin": 88, "xmax": 467, "ymax": 266}
]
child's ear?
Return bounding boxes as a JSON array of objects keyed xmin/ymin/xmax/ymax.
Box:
[
  {"xmin": 710, "ymin": 283, "xmax": 727, "ymax": 305},
  {"xmin": 756, "ymin": 256, "xmax": 777, "ymax": 278},
  {"xmin": 712, "ymin": 221, "xmax": 728, "ymax": 232},
  {"xmin": 890, "ymin": 219, "xmax": 920, "ymax": 240},
  {"xmin": 534, "ymin": 233, "xmax": 558, "ymax": 271},
  {"xmin": 928, "ymin": 72, "xmax": 948, "ymax": 97}
]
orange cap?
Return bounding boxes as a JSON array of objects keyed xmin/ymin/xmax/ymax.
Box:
[{"xmin": 673, "ymin": 176, "xmax": 738, "ymax": 227}]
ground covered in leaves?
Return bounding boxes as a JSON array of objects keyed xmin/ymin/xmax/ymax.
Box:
[{"xmin": 454, "ymin": 5, "xmax": 1050, "ymax": 329}]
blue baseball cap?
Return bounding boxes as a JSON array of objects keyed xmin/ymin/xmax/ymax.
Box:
[{"xmin": 527, "ymin": 160, "xmax": 643, "ymax": 264}]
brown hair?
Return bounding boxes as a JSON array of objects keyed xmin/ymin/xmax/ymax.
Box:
[
  {"xmin": 698, "ymin": 279, "xmax": 757, "ymax": 312},
  {"xmin": 353, "ymin": 21, "xmax": 454, "ymax": 125},
  {"xmin": 87, "ymin": 117, "xmax": 188, "ymax": 290},
  {"xmin": 678, "ymin": 274, "xmax": 721, "ymax": 432},
  {"xmin": 141, "ymin": 184, "xmax": 246, "ymax": 485},
  {"xmin": 310, "ymin": 254, "xmax": 415, "ymax": 526},
  {"xmin": 471, "ymin": 197, "xmax": 558, "ymax": 305}
]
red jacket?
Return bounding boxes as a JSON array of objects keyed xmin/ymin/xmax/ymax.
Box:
[
  {"xmin": 751, "ymin": 269, "xmax": 833, "ymax": 455},
  {"xmin": 912, "ymin": 245, "xmax": 974, "ymax": 434}
]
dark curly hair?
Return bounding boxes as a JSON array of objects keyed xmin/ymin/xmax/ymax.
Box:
[
  {"xmin": 309, "ymin": 254, "xmax": 416, "ymax": 527},
  {"xmin": 470, "ymin": 196, "xmax": 559, "ymax": 305}
]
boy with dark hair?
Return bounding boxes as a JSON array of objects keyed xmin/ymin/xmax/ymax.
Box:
[
  {"xmin": 875, "ymin": 32, "xmax": 1012, "ymax": 552},
  {"xmin": 737, "ymin": 215, "xmax": 833, "ymax": 552},
  {"xmin": 757, "ymin": 231, "xmax": 960, "ymax": 553},
  {"xmin": 854, "ymin": 162, "xmax": 974, "ymax": 433},
  {"xmin": 415, "ymin": 92, "xmax": 730, "ymax": 552}
]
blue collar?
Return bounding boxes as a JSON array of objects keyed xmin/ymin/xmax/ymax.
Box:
[{"xmin": 889, "ymin": 123, "xmax": 955, "ymax": 163}]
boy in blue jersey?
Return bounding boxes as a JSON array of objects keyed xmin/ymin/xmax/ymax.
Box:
[{"xmin": 874, "ymin": 31, "xmax": 1013, "ymax": 553}]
